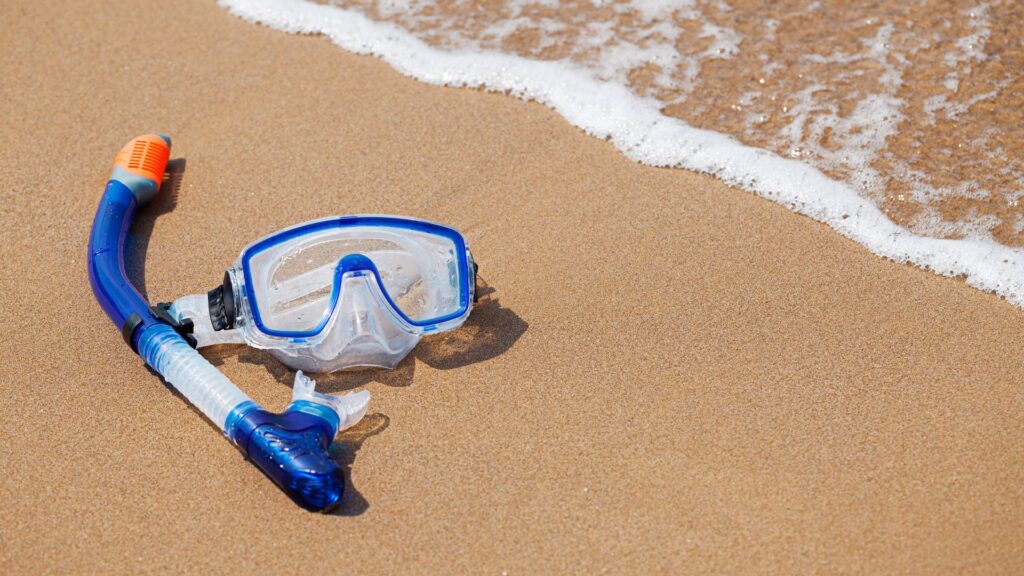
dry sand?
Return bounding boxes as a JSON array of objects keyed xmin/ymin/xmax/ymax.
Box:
[{"xmin": 1, "ymin": 0, "xmax": 1022, "ymax": 573}]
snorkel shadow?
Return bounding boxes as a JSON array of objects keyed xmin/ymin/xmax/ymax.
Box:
[
  {"xmin": 113, "ymin": 157, "xmax": 237, "ymax": 450},
  {"xmin": 124, "ymin": 158, "xmax": 186, "ymax": 300},
  {"xmin": 114, "ymin": 156, "xmax": 244, "ymax": 448}
]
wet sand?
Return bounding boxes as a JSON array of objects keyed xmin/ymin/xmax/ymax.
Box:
[
  {"xmin": 1, "ymin": 0, "xmax": 1022, "ymax": 573},
  {"xmin": 324, "ymin": 0, "xmax": 1024, "ymax": 245}
]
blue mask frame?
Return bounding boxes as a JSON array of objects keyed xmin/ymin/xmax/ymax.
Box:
[{"xmin": 240, "ymin": 215, "xmax": 473, "ymax": 339}]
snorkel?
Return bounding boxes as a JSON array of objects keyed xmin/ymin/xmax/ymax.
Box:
[{"xmin": 88, "ymin": 134, "xmax": 368, "ymax": 512}]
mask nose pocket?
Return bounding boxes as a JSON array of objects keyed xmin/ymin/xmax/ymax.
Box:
[
  {"xmin": 334, "ymin": 272, "xmax": 381, "ymax": 338},
  {"xmin": 293, "ymin": 262, "xmax": 420, "ymax": 371},
  {"xmin": 333, "ymin": 254, "xmax": 388, "ymax": 335},
  {"xmin": 347, "ymin": 279, "xmax": 374, "ymax": 335}
]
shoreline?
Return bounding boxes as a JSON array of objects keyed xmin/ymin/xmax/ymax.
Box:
[
  {"xmin": 2, "ymin": 0, "xmax": 1022, "ymax": 573},
  {"xmin": 221, "ymin": 0, "xmax": 1024, "ymax": 307}
]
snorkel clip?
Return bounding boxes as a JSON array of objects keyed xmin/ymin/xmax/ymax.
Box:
[{"xmin": 152, "ymin": 302, "xmax": 198, "ymax": 348}]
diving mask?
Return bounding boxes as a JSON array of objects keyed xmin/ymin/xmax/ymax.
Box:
[{"xmin": 176, "ymin": 215, "xmax": 478, "ymax": 373}]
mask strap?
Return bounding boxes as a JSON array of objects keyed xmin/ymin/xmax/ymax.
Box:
[{"xmin": 170, "ymin": 293, "xmax": 245, "ymax": 347}]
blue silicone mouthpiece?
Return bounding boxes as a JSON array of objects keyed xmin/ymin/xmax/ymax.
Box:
[{"xmin": 227, "ymin": 403, "xmax": 345, "ymax": 512}]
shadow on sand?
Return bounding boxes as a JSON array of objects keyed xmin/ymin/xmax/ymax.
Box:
[
  {"xmin": 124, "ymin": 158, "xmax": 186, "ymax": 301},
  {"xmin": 232, "ymin": 279, "xmax": 527, "ymax": 393}
]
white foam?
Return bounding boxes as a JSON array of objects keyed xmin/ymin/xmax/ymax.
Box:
[{"xmin": 218, "ymin": 0, "xmax": 1024, "ymax": 306}]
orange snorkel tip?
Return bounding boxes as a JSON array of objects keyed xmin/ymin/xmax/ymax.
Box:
[{"xmin": 110, "ymin": 133, "xmax": 172, "ymax": 203}]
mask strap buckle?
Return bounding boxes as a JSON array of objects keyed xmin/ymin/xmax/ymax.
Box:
[{"xmin": 151, "ymin": 302, "xmax": 197, "ymax": 348}]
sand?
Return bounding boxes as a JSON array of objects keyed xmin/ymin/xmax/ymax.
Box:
[{"xmin": 1, "ymin": 0, "xmax": 1022, "ymax": 573}]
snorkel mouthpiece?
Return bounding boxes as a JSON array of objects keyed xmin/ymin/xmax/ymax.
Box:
[
  {"xmin": 89, "ymin": 134, "xmax": 365, "ymax": 512},
  {"xmin": 228, "ymin": 404, "xmax": 346, "ymax": 511},
  {"xmin": 226, "ymin": 373, "xmax": 369, "ymax": 512}
]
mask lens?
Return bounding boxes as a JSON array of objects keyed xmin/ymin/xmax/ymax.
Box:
[
  {"xmin": 242, "ymin": 218, "xmax": 469, "ymax": 336},
  {"xmin": 373, "ymin": 231, "xmax": 461, "ymax": 322}
]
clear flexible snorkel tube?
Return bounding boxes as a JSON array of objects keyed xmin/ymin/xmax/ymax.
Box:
[{"xmin": 88, "ymin": 134, "xmax": 368, "ymax": 512}]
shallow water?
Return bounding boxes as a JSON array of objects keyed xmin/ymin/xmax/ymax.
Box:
[
  {"xmin": 219, "ymin": 0, "xmax": 1024, "ymax": 304},
  {"xmin": 322, "ymin": 0, "xmax": 1023, "ymax": 244}
]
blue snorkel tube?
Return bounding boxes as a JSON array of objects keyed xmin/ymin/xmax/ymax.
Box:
[{"xmin": 89, "ymin": 134, "xmax": 350, "ymax": 512}]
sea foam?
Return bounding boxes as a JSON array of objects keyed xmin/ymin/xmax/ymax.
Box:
[{"xmin": 218, "ymin": 0, "xmax": 1024, "ymax": 306}]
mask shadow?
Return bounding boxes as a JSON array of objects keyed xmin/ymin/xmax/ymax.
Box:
[
  {"xmin": 414, "ymin": 280, "xmax": 528, "ymax": 371},
  {"xmin": 228, "ymin": 277, "xmax": 527, "ymax": 394}
]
